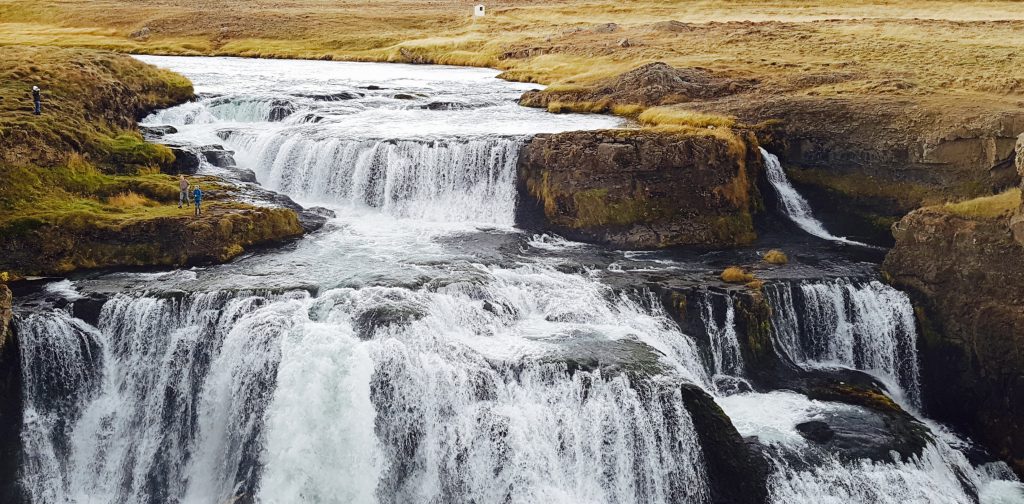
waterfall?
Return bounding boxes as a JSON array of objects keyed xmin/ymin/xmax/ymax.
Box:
[
  {"xmin": 760, "ymin": 148, "xmax": 869, "ymax": 246},
  {"xmin": 699, "ymin": 292, "xmax": 744, "ymax": 377},
  {"xmin": 145, "ymin": 96, "xmax": 309, "ymax": 125},
  {"xmin": 16, "ymin": 291, "xmax": 305, "ymax": 503},
  {"xmin": 17, "ymin": 262, "xmax": 716, "ymax": 504},
  {"xmin": 763, "ymin": 279, "xmax": 921, "ymax": 406},
  {"xmin": 228, "ymin": 134, "xmax": 523, "ymax": 224}
]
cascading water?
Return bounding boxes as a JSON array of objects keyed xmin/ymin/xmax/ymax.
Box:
[
  {"xmin": 232, "ymin": 135, "xmax": 523, "ymax": 223},
  {"xmin": 763, "ymin": 279, "xmax": 921, "ymax": 406},
  {"xmin": 10, "ymin": 55, "xmax": 1023, "ymax": 504},
  {"xmin": 699, "ymin": 292, "xmax": 744, "ymax": 377},
  {"xmin": 760, "ymin": 148, "xmax": 870, "ymax": 247}
]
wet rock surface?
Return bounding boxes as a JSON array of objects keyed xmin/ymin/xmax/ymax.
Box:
[{"xmin": 517, "ymin": 129, "xmax": 763, "ymax": 248}]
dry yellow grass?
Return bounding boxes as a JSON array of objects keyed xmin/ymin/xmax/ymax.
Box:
[
  {"xmin": 1, "ymin": 0, "xmax": 1023, "ymax": 99},
  {"xmin": 107, "ymin": 191, "xmax": 153, "ymax": 209},
  {"xmin": 637, "ymin": 108, "xmax": 736, "ymax": 129},
  {"xmin": 941, "ymin": 188, "xmax": 1022, "ymax": 220},
  {"xmin": 721, "ymin": 266, "xmax": 755, "ymax": 284},
  {"xmin": 763, "ymin": 249, "xmax": 789, "ymax": 265}
]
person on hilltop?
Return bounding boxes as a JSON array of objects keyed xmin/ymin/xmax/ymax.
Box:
[
  {"xmin": 193, "ymin": 184, "xmax": 203, "ymax": 217},
  {"xmin": 178, "ymin": 175, "xmax": 191, "ymax": 209},
  {"xmin": 31, "ymin": 86, "xmax": 41, "ymax": 115}
]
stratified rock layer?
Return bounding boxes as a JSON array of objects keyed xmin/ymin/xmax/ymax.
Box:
[{"xmin": 517, "ymin": 129, "xmax": 762, "ymax": 248}]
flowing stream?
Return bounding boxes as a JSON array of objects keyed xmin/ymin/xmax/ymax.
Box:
[
  {"xmin": 11, "ymin": 56, "xmax": 1023, "ymax": 504},
  {"xmin": 760, "ymin": 148, "xmax": 872, "ymax": 247}
]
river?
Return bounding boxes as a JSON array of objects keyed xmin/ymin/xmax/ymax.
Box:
[{"xmin": 11, "ymin": 56, "xmax": 1023, "ymax": 504}]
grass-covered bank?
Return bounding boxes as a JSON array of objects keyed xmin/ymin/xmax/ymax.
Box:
[{"xmin": 0, "ymin": 46, "xmax": 305, "ymax": 277}]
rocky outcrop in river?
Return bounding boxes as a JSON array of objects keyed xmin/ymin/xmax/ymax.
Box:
[
  {"xmin": 883, "ymin": 134, "xmax": 1024, "ymax": 476},
  {"xmin": 517, "ymin": 129, "xmax": 763, "ymax": 248}
]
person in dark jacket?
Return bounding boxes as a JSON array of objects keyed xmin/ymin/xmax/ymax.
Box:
[
  {"xmin": 193, "ymin": 185, "xmax": 203, "ymax": 217},
  {"xmin": 31, "ymin": 86, "xmax": 41, "ymax": 115}
]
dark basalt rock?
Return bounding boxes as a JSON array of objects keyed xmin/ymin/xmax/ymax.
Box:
[
  {"xmin": 677, "ymin": 383, "xmax": 770, "ymax": 504},
  {"xmin": 295, "ymin": 91, "xmax": 362, "ymax": 101},
  {"xmin": 884, "ymin": 193, "xmax": 1024, "ymax": 476},
  {"xmin": 202, "ymin": 147, "xmax": 236, "ymax": 168},
  {"xmin": 393, "ymin": 93, "xmax": 417, "ymax": 100},
  {"xmin": 422, "ymin": 101, "xmax": 469, "ymax": 110},
  {"xmin": 140, "ymin": 124, "xmax": 178, "ymax": 138},
  {"xmin": 166, "ymin": 147, "xmax": 201, "ymax": 175},
  {"xmin": 267, "ymin": 100, "xmax": 296, "ymax": 122},
  {"xmin": 658, "ymin": 283, "xmax": 933, "ymax": 464},
  {"xmin": 796, "ymin": 420, "xmax": 834, "ymax": 443},
  {"xmin": 353, "ymin": 305, "xmax": 425, "ymax": 340},
  {"xmin": 229, "ymin": 168, "xmax": 258, "ymax": 183},
  {"xmin": 70, "ymin": 294, "xmax": 108, "ymax": 327}
]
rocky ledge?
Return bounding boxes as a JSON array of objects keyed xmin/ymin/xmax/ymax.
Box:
[
  {"xmin": 517, "ymin": 129, "xmax": 763, "ymax": 249},
  {"xmin": 1, "ymin": 203, "xmax": 310, "ymax": 277}
]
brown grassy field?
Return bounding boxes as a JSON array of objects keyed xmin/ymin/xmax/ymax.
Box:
[{"xmin": 1, "ymin": 0, "xmax": 1023, "ymax": 97}]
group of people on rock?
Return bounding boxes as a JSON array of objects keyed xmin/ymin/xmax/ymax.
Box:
[{"xmin": 178, "ymin": 175, "xmax": 203, "ymax": 216}]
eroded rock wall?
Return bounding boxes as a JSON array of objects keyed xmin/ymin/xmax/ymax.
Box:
[
  {"xmin": 517, "ymin": 129, "xmax": 763, "ymax": 248},
  {"xmin": 883, "ymin": 142, "xmax": 1024, "ymax": 474}
]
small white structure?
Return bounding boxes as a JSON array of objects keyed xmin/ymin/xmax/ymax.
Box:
[{"xmin": 474, "ymin": 4, "xmax": 486, "ymax": 17}]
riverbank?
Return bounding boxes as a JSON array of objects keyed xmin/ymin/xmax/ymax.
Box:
[{"xmin": 0, "ymin": 46, "xmax": 310, "ymax": 278}]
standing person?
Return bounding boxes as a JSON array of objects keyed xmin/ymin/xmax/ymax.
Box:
[
  {"xmin": 31, "ymin": 86, "xmax": 41, "ymax": 115},
  {"xmin": 178, "ymin": 175, "xmax": 191, "ymax": 208},
  {"xmin": 193, "ymin": 185, "xmax": 203, "ymax": 217}
]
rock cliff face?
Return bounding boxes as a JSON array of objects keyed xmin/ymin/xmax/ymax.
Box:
[
  {"xmin": 0, "ymin": 285, "xmax": 22, "ymax": 502},
  {"xmin": 517, "ymin": 129, "xmax": 762, "ymax": 248},
  {"xmin": 883, "ymin": 138, "xmax": 1024, "ymax": 475}
]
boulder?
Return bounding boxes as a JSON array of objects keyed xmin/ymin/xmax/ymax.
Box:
[
  {"xmin": 140, "ymin": 125, "xmax": 178, "ymax": 138},
  {"xmin": 676, "ymin": 383, "xmax": 769, "ymax": 504},
  {"xmin": 517, "ymin": 129, "xmax": 763, "ymax": 249},
  {"xmin": 166, "ymin": 147, "xmax": 201, "ymax": 175},
  {"xmin": 884, "ymin": 206, "xmax": 1024, "ymax": 476},
  {"xmin": 202, "ymin": 147, "xmax": 236, "ymax": 168},
  {"xmin": 267, "ymin": 100, "xmax": 296, "ymax": 122}
]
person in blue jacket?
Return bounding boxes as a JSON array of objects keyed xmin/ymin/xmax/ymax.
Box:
[{"xmin": 193, "ymin": 185, "xmax": 203, "ymax": 216}]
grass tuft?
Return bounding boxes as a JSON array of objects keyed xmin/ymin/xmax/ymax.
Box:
[
  {"xmin": 763, "ymin": 249, "xmax": 789, "ymax": 265},
  {"xmin": 637, "ymin": 107, "xmax": 736, "ymax": 129},
  {"xmin": 107, "ymin": 191, "xmax": 153, "ymax": 208},
  {"xmin": 721, "ymin": 266, "xmax": 755, "ymax": 284}
]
